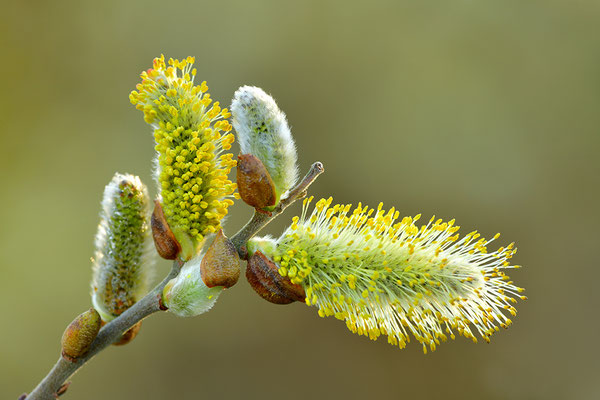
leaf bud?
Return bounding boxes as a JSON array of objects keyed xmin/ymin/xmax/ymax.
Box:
[
  {"xmin": 151, "ymin": 200, "xmax": 182, "ymax": 260},
  {"xmin": 236, "ymin": 154, "xmax": 277, "ymax": 211},
  {"xmin": 61, "ymin": 308, "xmax": 101, "ymax": 363},
  {"xmin": 200, "ymin": 229, "xmax": 241, "ymax": 288}
]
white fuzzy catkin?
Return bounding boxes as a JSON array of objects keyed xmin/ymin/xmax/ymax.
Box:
[
  {"xmin": 231, "ymin": 86, "xmax": 298, "ymax": 199},
  {"xmin": 161, "ymin": 253, "xmax": 223, "ymax": 317},
  {"xmin": 91, "ymin": 173, "xmax": 156, "ymax": 322}
]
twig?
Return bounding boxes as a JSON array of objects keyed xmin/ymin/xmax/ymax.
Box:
[
  {"xmin": 230, "ymin": 161, "xmax": 324, "ymax": 258},
  {"xmin": 26, "ymin": 260, "xmax": 184, "ymax": 400},
  {"xmin": 25, "ymin": 161, "xmax": 324, "ymax": 400}
]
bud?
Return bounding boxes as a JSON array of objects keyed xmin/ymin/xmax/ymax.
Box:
[
  {"xmin": 130, "ymin": 55, "xmax": 238, "ymax": 260},
  {"xmin": 56, "ymin": 383, "xmax": 70, "ymax": 398},
  {"xmin": 61, "ymin": 308, "xmax": 101, "ymax": 362},
  {"xmin": 91, "ymin": 173, "xmax": 156, "ymax": 323},
  {"xmin": 246, "ymin": 250, "xmax": 305, "ymax": 304},
  {"xmin": 200, "ymin": 229, "xmax": 241, "ymax": 288},
  {"xmin": 151, "ymin": 200, "xmax": 182, "ymax": 260},
  {"xmin": 236, "ymin": 154, "xmax": 277, "ymax": 210},
  {"xmin": 114, "ymin": 321, "xmax": 143, "ymax": 346},
  {"xmin": 248, "ymin": 196, "xmax": 526, "ymax": 353},
  {"xmin": 231, "ymin": 86, "xmax": 298, "ymax": 204},
  {"xmin": 161, "ymin": 254, "xmax": 223, "ymax": 317}
]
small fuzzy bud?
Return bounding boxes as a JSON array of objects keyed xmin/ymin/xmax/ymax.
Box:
[
  {"xmin": 200, "ymin": 229, "xmax": 241, "ymax": 288},
  {"xmin": 91, "ymin": 173, "xmax": 156, "ymax": 323},
  {"xmin": 236, "ymin": 154, "xmax": 277, "ymax": 210},
  {"xmin": 61, "ymin": 308, "xmax": 101, "ymax": 362},
  {"xmin": 161, "ymin": 254, "xmax": 223, "ymax": 317},
  {"xmin": 151, "ymin": 200, "xmax": 182, "ymax": 260},
  {"xmin": 231, "ymin": 86, "xmax": 298, "ymax": 203}
]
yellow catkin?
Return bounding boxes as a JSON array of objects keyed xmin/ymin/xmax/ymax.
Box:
[
  {"xmin": 250, "ymin": 197, "xmax": 524, "ymax": 352},
  {"xmin": 130, "ymin": 55, "xmax": 238, "ymax": 256}
]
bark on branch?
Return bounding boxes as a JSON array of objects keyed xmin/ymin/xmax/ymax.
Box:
[{"xmin": 25, "ymin": 161, "xmax": 323, "ymax": 400}]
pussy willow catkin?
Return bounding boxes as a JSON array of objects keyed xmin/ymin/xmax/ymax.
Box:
[
  {"xmin": 249, "ymin": 197, "xmax": 525, "ymax": 353},
  {"xmin": 231, "ymin": 86, "xmax": 298, "ymax": 202},
  {"xmin": 91, "ymin": 174, "xmax": 155, "ymax": 322},
  {"xmin": 130, "ymin": 55, "xmax": 238, "ymax": 258}
]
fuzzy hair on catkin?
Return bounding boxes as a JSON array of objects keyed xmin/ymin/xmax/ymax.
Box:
[
  {"xmin": 91, "ymin": 173, "xmax": 156, "ymax": 322},
  {"xmin": 231, "ymin": 86, "xmax": 298, "ymax": 198},
  {"xmin": 161, "ymin": 253, "xmax": 222, "ymax": 317},
  {"xmin": 248, "ymin": 197, "xmax": 526, "ymax": 353}
]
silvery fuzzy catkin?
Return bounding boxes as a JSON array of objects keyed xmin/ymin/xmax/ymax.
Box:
[
  {"xmin": 161, "ymin": 230, "xmax": 240, "ymax": 316},
  {"xmin": 231, "ymin": 86, "xmax": 298, "ymax": 202},
  {"xmin": 91, "ymin": 173, "xmax": 156, "ymax": 322},
  {"xmin": 248, "ymin": 197, "xmax": 526, "ymax": 353},
  {"xmin": 161, "ymin": 253, "xmax": 223, "ymax": 317}
]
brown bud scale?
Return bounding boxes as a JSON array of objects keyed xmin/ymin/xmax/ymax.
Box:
[
  {"xmin": 151, "ymin": 200, "xmax": 181, "ymax": 260},
  {"xmin": 237, "ymin": 154, "xmax": 277, "ymax": 210},
  {"xmin": 246, "ymin": 251, "xmax": 305, "ymax": 304},
  {"xmin": 61, "ymin": 308, "xmax": 101, "ymax": 363},
  {"xmin": 56, "ymin": 382, "xmax": 71, "ymax": 397},
  {"xmin": 201, "ymin": 229, "xmax": 241, "ymax": 288},
  {"xmin": 113, "ymin": 321, "xmax": 143, "ymax": 346}
]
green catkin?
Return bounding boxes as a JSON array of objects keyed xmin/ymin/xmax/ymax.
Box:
[{"xmin": 91, "ymin": 173, "xmax": 155, "ymax": 322}]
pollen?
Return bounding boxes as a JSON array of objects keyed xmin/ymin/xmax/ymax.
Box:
[
  {"xmin": 130, "ymin": 55, "xmax": 237, "ymax": 254},
  {"xmin": 252, "ymin": 197, "xmax": 525, "ymax": 352}
]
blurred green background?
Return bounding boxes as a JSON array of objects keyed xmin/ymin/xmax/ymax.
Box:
[{"xmin": 2, "ymin": 0, "xmax": 599, "ymax": 399}]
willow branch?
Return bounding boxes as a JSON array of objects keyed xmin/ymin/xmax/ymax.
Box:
[
  {"xmin": 26, "ymin": 161, "xmax": 324, "ymax": 400},
  {"xmin": 26, "ymin": 260, "xmax": 184, "ymax": 400},
  {"xmin": 231, "ymin": 161, "xmax": 324, "ymax": 259}
]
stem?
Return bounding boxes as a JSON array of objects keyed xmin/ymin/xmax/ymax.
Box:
[
  {"xmin": 230, "ymin": 161, "xmax": 324, "ymax": 258},
  {"xmin": 26, "ymin": 260, "xmax": 184, "ymax": 400},
  {"xmin": 26, "ymin": 161, "xmax": 324, "ymax": 399}
]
